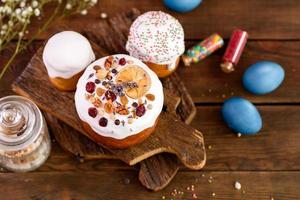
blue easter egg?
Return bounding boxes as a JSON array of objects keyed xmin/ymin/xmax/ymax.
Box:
[
  {"xmin": 222, "ymin": 97, "xmax": 262, "ymax": 135},
  {"xmin": 243, "ymin": 61, "xmax": 285, "ymax": 95},
  {"xmin": 163, "ymin": 0, "xmax": 202, "ymax": 13}
]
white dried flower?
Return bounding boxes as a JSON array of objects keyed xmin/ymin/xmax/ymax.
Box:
[
  {"xmin": 34, "ymin": 8, "xmax": 40, "ymax": 16},
  {"xmin": 0, "ymin": 30, "xmax": 6, "ymax": 35},
  {"xmin": 15, "ymin": 8, "xmax": 21, "ymax": 15},
  {"xmin": 27, "ymin": 6, "xmax": 33, "ymax": 13},
  {"xmin": 8, "ymin": 20, "xmax": 14, "ymax": 27},
  {"xmin": 32, "ymin": 0, "xmax": 38, "ymax": 8},
  {"xmin": 18, "ymin": 31, "xmax": 24, "ymax": 38},
  {"xmin": 91, "ymin": 0, "xmax": 97, "ymax": 4},
  {"xmin": 4, "ymin": 6, "xmax": 12, "ymax": 14},
  {"xmin": 1, "ymin": 0, "xmax": 6, "ymax": 3},
  {"xmin": 2, "ymin": 24, "xmax": 8, "ymax": 30},
  {"xmin": 21, "ymin": 10, "xmax": 28, "ymax": 17},
  {"xmin": 20, "ymin": 1, "xmax": 26, "ymax": 8},
  {"xmin": 80, "ymin": 9, "xmax": 87, "ymax": 15},
  {"xmin": 65, "ymin": 3, "xmax": 72, "ymax": 10}
]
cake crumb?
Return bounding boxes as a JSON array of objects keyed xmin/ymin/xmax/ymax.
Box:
[
  {"xmin": 123, "ymin": 178, "xmax": 130, "ymax": 185},
  {"xmin": 161, "ymin": 196, "xmax": 165, "ymax": 199},
  {"xmin": 208, "ymin": 176, "xmax": 213, "ymax": 183},
  {"xmin": 270, "ymin": 197, "xmax": 274, "ymax": 200},
  {"xmin": 208, "ymin": 145, "xmax": 212, "ymax": 150},
  {"xmin": 234, "ymin": 181, "xmax": 242, "ymax": 190},
  {"xmin": 237, "ymin": 133, "xmax": 242, "ymax": 137},
  {"xmin": 212, "ymin": 192, "xmax": 216, "ymax": 197},
  {"xmin": 100, "ymin": 12, "xmax": 108, "ymax": 19},
  {"xmin": 192, "ymin": 193, "xmax": 198, "ymax": 199}
]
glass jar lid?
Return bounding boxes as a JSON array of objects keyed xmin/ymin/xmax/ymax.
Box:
[{"xmin": 0, "ymin": 96, "xmax": 43, "ymax": 151}]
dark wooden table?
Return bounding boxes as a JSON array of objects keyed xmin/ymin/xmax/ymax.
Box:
[{"xmin": 1, "ymin": 1, "xmax": 300, "ymax": 199}]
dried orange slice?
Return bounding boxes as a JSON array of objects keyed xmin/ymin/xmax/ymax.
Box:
[{"xmin": 116, "ymin": 65, "xmax": 151, "ymax": 99}]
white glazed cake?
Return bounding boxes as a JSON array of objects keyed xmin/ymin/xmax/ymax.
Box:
[
  {"xmin": 43, "ymin": 31, "xmax": 95, "ymax": 79},
  {"xmin": 126, "ymin": 11, "xmax": 185, "ymax": 72},
  {"xmin": 75, "ymin": 54, "xmax": 164, "ymax": 144}
]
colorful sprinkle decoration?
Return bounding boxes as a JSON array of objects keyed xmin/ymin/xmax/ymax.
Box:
[{"xmin": 182, "ymin": 33, "xmax": 224, "ymax": 66}]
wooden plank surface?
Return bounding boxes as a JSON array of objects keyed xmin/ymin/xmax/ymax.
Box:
[
  {"xmin": 27, "ymin": 0, "xmax": 300, "ymax": 40},
  {"xmin": 180, "ymin": 41, "xmax": 300, "ymax": 103},
  {"xmin": 1, "ymin": 105, "xmax": 294, "ymax": 173},
  {"xmin": 0, "ymin": 171, "xmax": 299, "ymax": 200}
]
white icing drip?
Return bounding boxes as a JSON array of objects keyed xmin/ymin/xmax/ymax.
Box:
[
  {"xmin": 167, "ymin": 56, "xmax": 179, "ymax": 71},
  {"xmin": 43, "ymin": 31, "xmax": 95, "ymax": 79},
  {"xmin": 74, "ymin": 54, "xmax": 164, "ymax": 140},
  {"xmin": 126, "ymin": 11, "xmax": 185, "ymax": 65}
]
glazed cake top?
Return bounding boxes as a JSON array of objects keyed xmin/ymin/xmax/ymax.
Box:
[
  {"xmin": 43, "ymin": 31, "xmax": 95, "ymax": 79},
  {"xmin": 75, "ymin": 54, "xmax": 164, "ymax": 140},
  {"xmin": 126, "ymin": 11, "xmax": 185, "ymax": 65}
]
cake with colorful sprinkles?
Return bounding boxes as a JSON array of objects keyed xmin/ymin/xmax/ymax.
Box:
[
  {"xmin": 75, "ymin": 54, "xmax": 164, "ymax": 149},
  {"xmin": 126, "ymin": 11, "xmax": 185, "ymax": 78}
]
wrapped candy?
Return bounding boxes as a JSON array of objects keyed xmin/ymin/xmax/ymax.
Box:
[
  {"xmin": 182, "ymin": 33, "xmax": 224, "ymax": 66},
  {"xmin": 221, "ymin": 29, "xmax": 248, "ymax": 73}
]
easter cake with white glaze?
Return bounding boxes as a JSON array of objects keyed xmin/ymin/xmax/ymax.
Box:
[
  {"xmin": 43, "ymin": 31, "xmax": 95, "ymax": 91},
  {"xmin": 75, "ymin": 54, "xmax": 164, "ymax": 149}
]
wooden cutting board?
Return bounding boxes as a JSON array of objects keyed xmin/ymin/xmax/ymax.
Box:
[
  {"xmin": 43, "ymin": 72, "xmax": 193, "ymax": 191},
  {"xmin": 43, "ymin": 82, "xmax": 182, "ymax": 190},
  {"xmin": 12, "ymin": 56, "xmax": 205, "ymax": 167},
  {"xmin": 14, "ymin": 10, "xmax": 205, "ymax": 190}
]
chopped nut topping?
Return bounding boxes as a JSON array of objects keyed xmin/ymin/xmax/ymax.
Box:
[
  {"xmin": 96, "ymin": 88, "xmax": 106, "ymax": 97},
  {"xmin": 104, "ymin": 102, "xmax": 113, "ymax": 114},
  {"xmin": 146, "ymin": 93, "xmax": 155, "ymax": 101},
  {"xmin": 93, "ymin": 65, "xmax": 101, "ymax": 71},
  {"xmin": 93, "ymin": 98, "xmax": 102, "ymax": 108},
  {"xmin": 96, "ymin": 68, "xmax": 108, "ymax": 80},
  {"xmin": 104, "ymin": 56, "xmax": 114, "ymax": 70},
  {"xmin": 116, "ymin": 105, "xmax": 129, "ymax": 115},
  {"xmin": 120, "ymin": 95, "xmax": 128, "ymax": 105}
]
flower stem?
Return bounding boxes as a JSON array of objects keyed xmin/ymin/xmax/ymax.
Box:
[{"xmin": 0, "ymin": 3, "xmax": 61, "ymax": 81}]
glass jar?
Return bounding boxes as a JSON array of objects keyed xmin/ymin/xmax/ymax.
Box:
[{"xmin": 0, "ymin": 95, "xmax": 51, "ymax": 172}]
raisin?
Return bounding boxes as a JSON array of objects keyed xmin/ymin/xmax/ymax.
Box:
[
  {"xmin": 119, "ymin": 58, "xmax": 126, "ymax": 66},
  {"xmin": 86, "ymin": 82, "xmax": 95, "ymax": 93},
  {"xmin": 132, "ymin": 102, "xmax": 138, "ymax": 108},
  {"xmin": 111, "ymin": 68, "xmax": 118, "ymax": 74},
  {"xmin": 95, "ymin": 79, "xmax": 100, "ymax": 84},
  {"xmin": 99, "ymin": 117, "xmax": 108, "ymax": 127},
  {"xmin": 114, "ymin": 119, "xmax": 120, "ymax": 125},
  {"xmin": 136, "ymin": 105, "xmax": 146, "ymax": 117},
  {"xmin": 105, "ymin": 90, "xmax": 117, "ymax": 102},
  {"xmin": 88, "ymin": 107, "xmax": 98, "ymax": 118}
]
